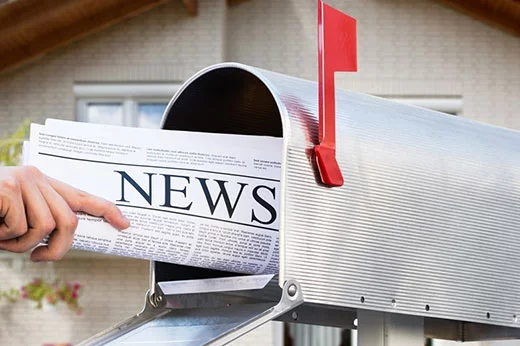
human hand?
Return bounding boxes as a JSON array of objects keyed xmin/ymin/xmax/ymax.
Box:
[{"xmin": 0, "ymin": 166, "xmax": 130, "ymax": 261}]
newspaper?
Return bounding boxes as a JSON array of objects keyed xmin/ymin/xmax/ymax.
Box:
[{"xmin": 25, "ymin": 119, "xmax": 282, "ymax": 275}]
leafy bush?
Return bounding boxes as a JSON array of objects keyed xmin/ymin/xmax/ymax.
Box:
[{"xmin": 0, "ymin": 120, "xmax": 30, "ymax": 166}]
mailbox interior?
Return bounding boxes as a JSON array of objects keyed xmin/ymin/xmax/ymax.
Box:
[{"xmin": 157, "ymin": 66, "xmax": 284, "ymax": 283}]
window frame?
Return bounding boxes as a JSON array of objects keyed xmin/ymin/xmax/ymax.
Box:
[
  {"xmin": 74, "ymin": 83, "xmax": 181, "ymax": 127},
  {"xmin": 380, "ymin": 96, "xmax": 463, "ymax": 116}
]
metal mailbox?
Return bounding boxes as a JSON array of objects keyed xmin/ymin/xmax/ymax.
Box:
[{"xmin": 79, "ymin": 62, "xmax": 520, "ymax": 345}]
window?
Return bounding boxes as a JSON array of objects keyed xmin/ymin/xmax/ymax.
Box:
[
  {"xmin": 75, "ymin": 83, "xmax": 181, "ymax": 128},
  {"xmin": 381, "ymin": 96, "xmax": 463, "ymax": 116}
]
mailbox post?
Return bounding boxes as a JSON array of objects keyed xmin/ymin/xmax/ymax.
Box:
[{"xmin": 358, "ymin": 311, "xmax": 425, "ymax": 346}]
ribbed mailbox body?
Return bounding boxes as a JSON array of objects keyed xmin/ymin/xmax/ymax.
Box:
[
  {"xmin": 163, "ymin": 62, "xmax": 520, "ymax": 328},
  {"xmin": 80, "ymin": 63, "xmax": 520, "ymax": 345}
]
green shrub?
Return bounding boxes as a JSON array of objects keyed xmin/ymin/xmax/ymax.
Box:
[{"xmin": 0, "ymin": 120, "xmax": 30, "ymax": 166}]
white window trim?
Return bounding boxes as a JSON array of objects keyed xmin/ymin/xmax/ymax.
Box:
[
  {"xmin": 74, "ymin": 83, "xmax": 181, "ymax": 126},
  {"xmin": 382, "ymin": 96, "xmax": 463, "ymax": 115},
  {"xmin": 74, "ymin": 83, "xmax": 181, "ymax": 99}
]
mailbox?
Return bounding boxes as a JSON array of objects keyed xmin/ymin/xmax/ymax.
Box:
[{"xmin": 79, "ymin": 63, "xmax": 520, "ymax": 345}]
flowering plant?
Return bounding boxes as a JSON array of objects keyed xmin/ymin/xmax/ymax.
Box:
[{"xmin": 0, "ymin": 278, "xmax": 82, "ymax": 314}]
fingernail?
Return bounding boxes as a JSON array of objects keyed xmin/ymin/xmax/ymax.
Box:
[{"xmin": 122, "ymin": 215, "xmax": 130, "ymax": 227}]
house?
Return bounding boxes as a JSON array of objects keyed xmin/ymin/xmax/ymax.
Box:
[{"xmin": 0, "ymin": 0, "xmax": 519, "ymax": 345}]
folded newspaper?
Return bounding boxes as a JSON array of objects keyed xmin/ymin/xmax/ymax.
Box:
[{"xmin": 24, "ymin": 119, "xmax": 282, "ymax": 275}]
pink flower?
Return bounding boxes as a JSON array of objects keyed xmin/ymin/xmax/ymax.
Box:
[
  {"xmin": 47, "ymin": 295, "xmax": 57, "ymax": 304},
  {"xmin": 20, "ymin": 286, "xmax": 26, "ymax": 292},
  {"xmin": 71, "ymin": 291, "xmax": 78, "ymax": 299},
  {"xmin": 21, "ymin": 292, "xmax": 27, "ymax": 299},
  {"xmin": 73, "ymin": 283, "xmax": 81, "ymax": 291}
]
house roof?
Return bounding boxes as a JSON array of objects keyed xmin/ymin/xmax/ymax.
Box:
[
  {"xmin": 434, "ymin": 0, "xmax": 520, "ymax": 37},
  {"xmin": 0, "ymin": 0, "xmax": 518, "ymax": 75},
  {"xmin": 0, "ymin": 0, "xmax": 178, "ymax": 74}
]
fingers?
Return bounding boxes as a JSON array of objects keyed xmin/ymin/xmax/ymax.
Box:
[
  {"xmin": 0, "ymin": 176, "xmax": 27, "ymax": 241},
  {"xmin": 0, "ymin": 165, "xmax": 130, "ymax": 261},
  {"xmin": 29, "ymin": 181, "xmax": 78, "ymax": 262},
  {"xmin": 0, "ymin": 167, "xmax": 55, "ymax": 251},
  {"xmin": 46, "ymin": 176, "xmax": 130, "ymax": 230},
  {"xmin": 0, "ymin": 179, "xmax": 55, "ymax": 253}
]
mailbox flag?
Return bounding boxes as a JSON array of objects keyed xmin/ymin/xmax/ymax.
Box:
[
  {"xmin": 319, "ymin": 2, "xmax": 357, "ymax": 74},
  {"xmin": 316, "ymin": 0, "xmax": 357, "ymax": 187}
]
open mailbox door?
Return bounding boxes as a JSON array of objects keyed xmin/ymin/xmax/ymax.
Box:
[
  {"xmin": 79, "ymin": 270, "xmax": 303, "ymax": 346},
  {"xmin": 79, "ymin": 63, "xmax": 520, "ymax": 345}
]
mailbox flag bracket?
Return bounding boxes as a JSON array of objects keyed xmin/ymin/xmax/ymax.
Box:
[{"xmin": 315, "ymin": 0, "xmax": 357, "ymax": 187}]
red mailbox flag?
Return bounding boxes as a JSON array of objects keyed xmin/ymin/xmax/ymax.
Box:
[{"xmin": 315, "ymin": 0, "xmax": 357, "ymax": 187}]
